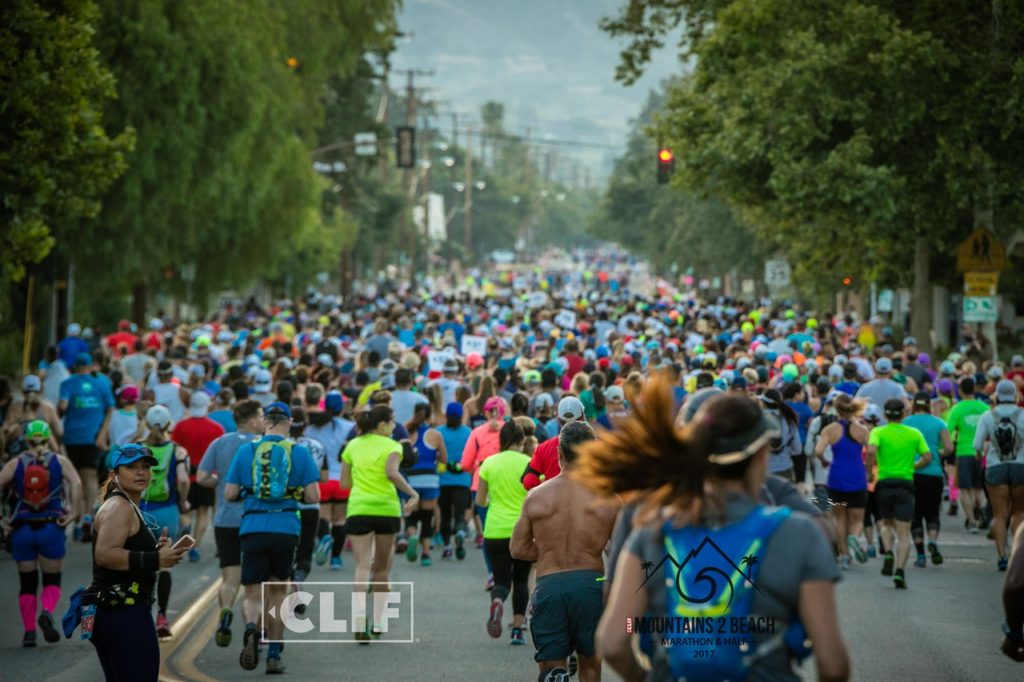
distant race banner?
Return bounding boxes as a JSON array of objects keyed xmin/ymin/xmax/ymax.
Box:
[{"xmin": 461, "ymin": 335, "xmax": 487, "ymax": 356}]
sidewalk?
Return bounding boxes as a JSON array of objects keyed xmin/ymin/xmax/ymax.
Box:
[{"xmin": 0, "ymin": 527, "xmax": 221, "ymax": 681}]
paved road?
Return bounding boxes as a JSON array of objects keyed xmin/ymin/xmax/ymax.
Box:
[{"xmin": 2, "ymin": 503, "xmax": 1020, "ymax": 681}]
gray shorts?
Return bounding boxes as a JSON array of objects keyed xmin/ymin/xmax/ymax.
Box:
[
  {"xmin": 957, "ymin": 457, "xmax": 984, "ymax": 490},
  {"xmin": 985, "ymin": 463, "xmax": 1024, "ymax": 488},
  {"xmin": 530, "ymin": 569, "xmax": 603, "ymax": 661}
]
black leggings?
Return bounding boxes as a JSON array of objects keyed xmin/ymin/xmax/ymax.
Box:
[
  {"xmin": 791, "ymin": 454, "xmax": 808, "ymax": 486},
  {"xmin": 484, "ymin": 538, "xmax": 532, "ymax": 616},
  {"xmin": 439, "ymin": 486, "xmax": 471, "ymax": 545},
  {"xmin": 295, "ymin": 508, "xmax": 320, "ymax": 576},
  {"xmin": 91, "ymin": 603, "xmax": 160, "ymax": 681},
  {"xmin": 912, "ymin": 474, "xmax": 943, "ymax": 538}
]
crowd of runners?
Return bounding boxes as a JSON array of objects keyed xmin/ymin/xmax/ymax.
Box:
[{"xmin": 1, "ymin": 247, "xmax": 1023, "ymax": 680}]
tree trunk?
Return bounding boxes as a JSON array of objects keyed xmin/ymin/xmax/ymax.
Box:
[
  {"xmin": 910, "ymin": 237, "xmax": 932, "ymax": 353},
  {"xmin": 131, "ymin": 281, "xmax": 147, "ymax": 327}
]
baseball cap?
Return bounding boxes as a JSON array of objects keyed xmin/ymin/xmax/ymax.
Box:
[
  {"xmin": 317, "ymin": 353, "xmax": 334, "ymax": 367},
  {"xmin": 466, "ymin": 352, "xmax": 484, "ymax": 371},
  {"xmin": 24, "ymin": 419, "xmax": 51, "ymax": 442},
  {"xmin": 605, "ymin": 385, "xmax": 625, "ymax": 403},
  {"xmin": 443, "ymin": 358, "xmax": 459, "ymax": 374},
  {"xmin": 445, "ymin": 402, "xmax": 464, "ymax": 419},
  {"xmin": 325, "ymin": 391, "xmax": 345, "ymax": 415},
  {"xmin": 111, "ymin": 444, "xmax": 159, "ymax": 469},
  {"xmin": 264, "ymin": 401, "xmax": 292, "ymax": 419},
  {"xmin": 253, "ymin": 369, "xmax": 272, "ymax": 393},
  {"xmin": 117, "ymin": 384, "xmax": 140, "ymax": 403},
  {"xmin": 524, "ymin": 370, "xmax": 541, "ymax": 385},
  {"xmin": 67, "ymin": 323, "xmax": 81, "ymax": 336},
  {"xmin": 380, "ymin": 359, "xmax": 398, "ymax": 375},
  {"xmin": 145, "ymin": 404, "xmax": 173, "ymax": 429},
  {"xmin": 863, "ymin": 404, "xmax": 883, "ymax": 424},
  {"xmin": 883, "ymin": 399, "xmax": 904, "ymax": 419},
  {"xmin": 74, "ymin": 352, "xmax": 93, "ymax": 368},
  {"xmin": 1013, "ymin": 355, "xmax": 1024, "ymax": 367},
  {"xmin": 996, "ymin": 379, "xmax": 1018, "ymax": 404},
  {"xmin": 988, "ymin": 365, "xmax": 1005, "ymax": 380},
  {"xmin": 706, "ymin": 409, "xmax": 781, "ymax": 467},
  {"xmin": 188, "ymin": 391, "xmax": 211, "ymax": 418},
  {"xmin": 557, "ymin": 396, "xmax": 584, "ymax": 422},
  {"xmin": 22, "ymin": 375, "xmax": 41, "ymax": 392},
  {"xmin": 912, "ymin": 391, "xmax": 931, "ymax": 409},
  {"xmin": 483, "ymin": 396, "xmax": 506, "ymax": 417},
  {"xmin": 875, "ymin": 357, "xmax": 893, "ymax": 374},
  {"xmin": 903, "ymin": 336, "xmax": 918, "ymax": 347},
  {"xmin": 535, "ymin": 392, "xmax": 555, "ymax": 411},
  {"xmin": 940, "ymin": 360, "xmax": 956, "ymax": 375}
]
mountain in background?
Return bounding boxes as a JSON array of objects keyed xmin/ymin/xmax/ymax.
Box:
[{"xmin": 391, "ymin": 0, "xmax": 682, "ymax": 179}]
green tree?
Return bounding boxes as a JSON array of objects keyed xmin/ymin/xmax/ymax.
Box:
[
  {"xmin": 604, "ymin": 1, "xmax": 1024, "ymax": 347},
  {"xmin": 0, "ymin": 0, "xmax": 132, "ymax": 284}
]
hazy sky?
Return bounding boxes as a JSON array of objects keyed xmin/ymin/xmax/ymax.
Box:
[{"xmin": 390, "ymin": 0, "xmax": 682, "ymax": 176}]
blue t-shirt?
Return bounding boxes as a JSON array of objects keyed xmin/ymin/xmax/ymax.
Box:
[
  {"xmin": 208, "ymin": 409, "xmax": 237, "ymax": 433},
  {"xmin": 787, "ymin": 401, "xmax": 814, "ymax": 445},
  {"xmin": 439, "ymin": 424, "xmax": 472, "ymax": 487},
  {"xmin": 57, "ymin": 337, "xmax": 89, "ymax": 367},
  {"xmin": 60, "ymin": 374, "xmax": 114, "ymax": 445},
  {"xmin": 198, "ymin": 431, "xmax": 259, "ymax": 528},
  {"xmin": 835, "ymin": 381, "xmax": 860, "ymax": 396},
  {"xmin": 226, "ymin": 435, "xmax": 319, "ymax": 536},
  {"xmin": 438, "ymin": 321, "xmax": 465, "ymax": 344},
  {"xmin": 903, "ymin": 414, "xmax": 946, "ymax": 478}
]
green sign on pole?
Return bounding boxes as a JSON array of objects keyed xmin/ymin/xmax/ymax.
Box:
[{"xmin": 963, "ymin": 296, "xmax": 999, "ymax": 323}]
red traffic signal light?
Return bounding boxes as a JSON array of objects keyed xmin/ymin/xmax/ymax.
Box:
[
  {"xmin": 657, "ymin": 147, "xmax": 675, "ymax": 184},
  {"xmin": 842, "ymin": 276, "xmax": 852, "ymax": 286}
]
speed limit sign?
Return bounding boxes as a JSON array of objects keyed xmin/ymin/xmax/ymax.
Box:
[{"xmin": 764, "ymin": 260, "xmax": 791, "ymax": 287}]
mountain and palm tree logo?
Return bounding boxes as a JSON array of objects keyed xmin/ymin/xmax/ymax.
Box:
[{"xmin": 638, "ymin": 536, "xmax": 763, "ymax": 609}]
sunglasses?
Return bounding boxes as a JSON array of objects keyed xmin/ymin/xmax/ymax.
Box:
[{"xmin": 114, "ymin": 444, "xmax": 154, "ymax": 464}]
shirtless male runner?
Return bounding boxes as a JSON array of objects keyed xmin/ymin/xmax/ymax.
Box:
[{"xmin": 511, "ymin": 422, "xmax": 621, "ymax": 682}]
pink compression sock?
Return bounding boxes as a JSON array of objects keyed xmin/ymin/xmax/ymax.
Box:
[
  {"xmin": 42, "ymin": 585, "xmax": 61, "ymax": 613},
  {"xmin": 19, "ymin": 594, "xmax": 37, "ymax": 631},
  {"xmin": 950, "ymin": 484, "xmax": 959, "ymax": 502}
]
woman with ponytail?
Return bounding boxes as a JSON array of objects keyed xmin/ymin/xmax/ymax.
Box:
[
  {"xmin": 577, "ymin": 380, "xmax": 848, "ymax": 682},
  {"xmin": 89, "ymin": 444, "xmax": 188, "ymax": 680},
  {"xmin": 759, "ymin": 388, "xmax": 804, "ymax": 485}
]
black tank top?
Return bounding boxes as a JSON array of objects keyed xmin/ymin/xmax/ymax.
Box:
[{"xmin": 91, "ymin": 490, "xmax": 158, "ymax": 604}]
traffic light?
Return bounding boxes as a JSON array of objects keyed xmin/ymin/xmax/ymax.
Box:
[
  {"xmin": 657, "ymin": 148, "xmax": 675, "ymax": 184},
  {"xmin": 395, "ymin": 126, "xmax": 416, "ymax": 168},
  {"xmin": 842, "ymin": 276, "xmax": 853, "ymax": 287}
]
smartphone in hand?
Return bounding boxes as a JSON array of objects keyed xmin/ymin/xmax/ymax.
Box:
[{"xmin": 172, "ymin": 534, "xmax": 195, "ymax": 551}]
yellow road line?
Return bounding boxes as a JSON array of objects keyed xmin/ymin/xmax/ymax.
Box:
[{"xmin": 159, "ymin": 578, "xmax": 222, "ymax": 682}]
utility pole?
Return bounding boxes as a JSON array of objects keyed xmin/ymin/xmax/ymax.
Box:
[
  {"xmin": 391, "ymin": 68, "xmax": 434, "ymax": 278},
  {"xmin": 463, "ymin": 127, "xmax": 473, "ymax": 260}
]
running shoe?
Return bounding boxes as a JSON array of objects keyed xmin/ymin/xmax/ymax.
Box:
[
  {"xmin": 987, "ymin": 526, "xmax": 995, "ymax": 540},
  {"xmin": 216, "ymin": 608, "xmax": 233, "ymax": 647},
  {"xmin": 354, "ymin": 631, "xmax": 371, "ymax": 645},
  {"xmin": 510, "ymin": 627, "xmax": 526, "ymax": 646},
  {"xmin": 265, "ymin": 657, "xmax": 286, "ymax": 675},
  {"xmin": 486, "ymin": 575, "xmax": 495, "ymax": 591},
  {"xmin": 433, "ymin": 532, "xmax": 444, "ymax": 546},
  {"xmin": 568, "ymin": 652, "xmax": 578, "ymax": 677},
  {"xmin": 866, "ymin": 546, "xmax": 877, "ymax": 559},
  {"xmin": 188, "ymin": 548, "xmax": 201, "ymax": 563},
  {"xmin": 405, "ymin": 535, "xmax": 419, "ymax": 563},
  {"xmin": 330, "ymin": 556, "xmax": 343, "ymax": 571},
  {"xmin": 999, "ymin": 556, "xmax": 1009, "ymax": 572},
  {"xmin": 37, "ymin": 611, "xmax": 60, "ymax": 644},
  {"xmin": 475, "ymin": 534, "xmax": 484, "ymax": 549},
  {"xmin": 848, "ymin": 535, "xmax": 867, "ymax": 563},
  {"xmin": 455, "ymin": 531, "xmax": 467, "ymax": 561},
  {"xmin": 969, "ymin": 522, "xmax": 980, "ymax": 535},
  {"xmin": 396, "ymin": 535, "xmax": 409, "ymax": 554},
  {"xmin": 487, "ymin": 600, "xmax": 504, "ymax": 639},
  {"xmin": 293, "ymin": 568, "xmax": 308, "ymax": 584},
  {"xmin": 948, "ymin": 502, "xmax": 958, "ymax": 516},
  {"xmin": 442, "ymin": 547, "xmax": 454, "ymax": 560},
  {"xmin": 881, "ymin": 553, "xmax": 894, "ymax": 576},
  {"xmin": 928, "ymin": 543, "xmax": 943, "ymax": 565},
  {"xmin": 314, "ymin": 535, "xmax": 334, "ymax": 566},
  {"xmin": 544, "ymin": 667, "xmax": 571, "ymax": 682},
  {"xmin": 840, "ymin": 556, "xmax": 851, "ymax": 571},
  {"xmin": 893, "ymin": 570, "xmax": 907, "ymax": 589},
  {"xmin": 22, "ymin": 630, "xmax": 36, "ymax": 648},
  {"xmin": 914, "ymin": 554, "xmax": 926, "ymax": 568},
  {"xmin": 156, "ymin": 613, "xmax": 172, "ymax": 638},
  {"xmin": 240, "ymin": 626, "xmax": 260, "ymax": 670},
  {"xmin": 421, "ymin": 554, "xmax": 432, "ymax": 567},
  {"xmin": 80, "ymin": 516, "xmax": 93, "ymax": 543}
]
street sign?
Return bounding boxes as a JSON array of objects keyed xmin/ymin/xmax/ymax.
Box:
[
  {"xmin": 354, "ymin": 132, "xmax": 377, "ymax": 156},
  {"xmin": 956, "ymin": 226, "xmax": 1005, "ymax": 272},
  {"xmin": 964, "ymin": 271, "xmax": 999, "ymax": 296},
  {"xmin": 877, "ymin": 289, "xmax": 893, "ymax": 313},
  {"xmin": 764, "ymin": 260, "xmax": 791, "ymax": 287},
  {"xmin": 963, "ymin": 296, "xmax": 999, "ymax": 323},
  {"xmin": 741, "ymin": 279, "xmax": 756, "ymax": 295}
]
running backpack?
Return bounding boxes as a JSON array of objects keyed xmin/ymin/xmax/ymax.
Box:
[
  {"xmin": 994, "ymin": 411, "xmax": 1020, "ymax": 462},
  {"xmin": 249, "ymin": 439, "xmax": 303, "ymax": 501},
  {"xmin": 15, "ymin": 452, "xmax": 62, "ymax": 512},
  {"xmin": 654, "ymin": 505, "xmax": 794, "ymax": 682},
  {"xmin": 143, "ymin": 443, "xmax": 176, "ymax": 504}
]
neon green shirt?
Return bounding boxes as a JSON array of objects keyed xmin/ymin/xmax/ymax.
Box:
[
  {"xmin": 478, "ymin": 449, "xmax": 530, "ymax": 539},
  {"xmin": 341, "ymin": 434, "xmax": 401, "ymax": 518},
  {"xmin": 946, "ymin": 399, "xmax": 989, "ymax": 457},
  {"xmin": 868, "ymin": 423, "xmax": 930, "ymax": 482}
]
